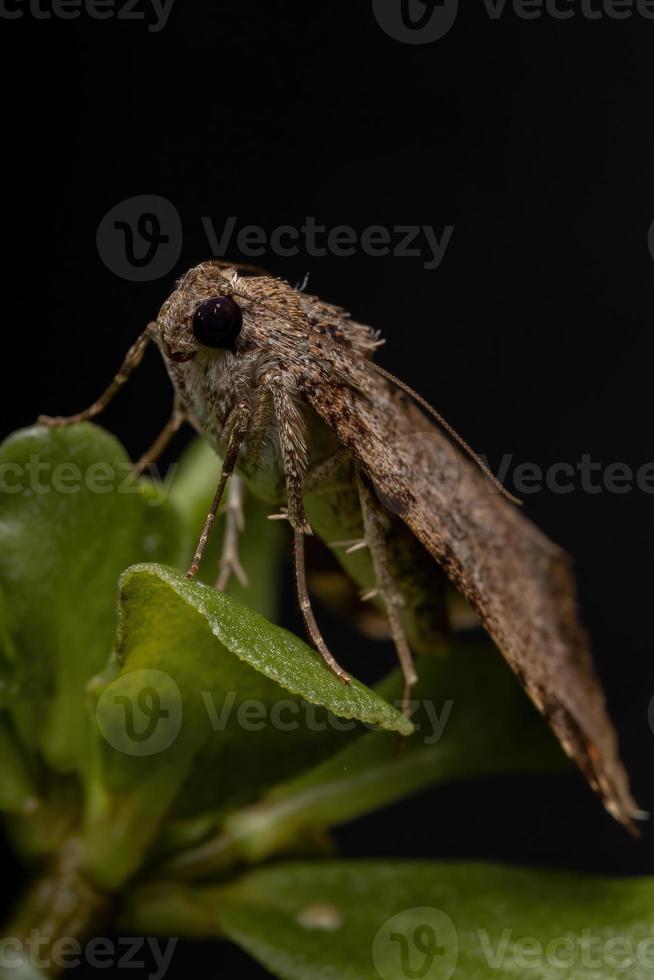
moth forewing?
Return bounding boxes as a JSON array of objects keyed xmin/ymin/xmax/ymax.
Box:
[
  {"xmin": 39, "ymin": 260, "xmax": 639, "ymax": 832},
  {"xmin": 302, "ymin": 372, "xmax": 641, "ymax": 831}
]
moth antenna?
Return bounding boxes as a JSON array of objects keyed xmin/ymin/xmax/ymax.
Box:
[
  {"xmin": 206, "ymin": 259, "xmax": 272, "ymax": 278},
  {"xmin": 370, "ymin": 362, "xmax": 522, "ymax": 506}
]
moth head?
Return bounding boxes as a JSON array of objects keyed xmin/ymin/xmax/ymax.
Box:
[
  {"xmin": 155, "ymin": 261, "xmax": 256, "ymax": 363},
  {"xmin": 155, "ymin": 259, "xmax": 308, "ymax": 366}
]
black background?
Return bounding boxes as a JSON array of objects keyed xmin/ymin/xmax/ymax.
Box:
[{"xmin": 2, "ymin": 0, "xmax": 654, "ymax": 976}]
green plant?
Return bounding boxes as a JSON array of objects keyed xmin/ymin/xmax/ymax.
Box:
[{"xmin": 0, "ymin": 424, "xmax": 651, "ymax": 979}]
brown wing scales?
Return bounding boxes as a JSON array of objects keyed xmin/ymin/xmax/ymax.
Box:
[{"xmin": 303, "ymin": 373, "xmax": 640, "ymax": 831}]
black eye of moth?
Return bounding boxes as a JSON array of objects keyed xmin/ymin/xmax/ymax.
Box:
[{"xmin": 191, "ymin": 296, "xmax": 243, "ymax": 349}]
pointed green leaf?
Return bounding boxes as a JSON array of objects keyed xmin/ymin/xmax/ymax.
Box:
[{"xmin": 84, "ymin": 564, "xmax": 411, "ymax": 890}]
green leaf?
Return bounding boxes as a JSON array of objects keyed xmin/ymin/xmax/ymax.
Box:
[
  {"xmin": 123, "ymin": 862, "xmax": 654, "ymax": 980},
  {"xmin": 84, "ymin": 563, "xmax": 411, "ymax": 890},
  {"xmin": 163, "ymin": 644, "xmax": 565, "ymax": 876},
  {"xmin": 0, "ymin": 424, "xmax": 185, "ymax": 774}
]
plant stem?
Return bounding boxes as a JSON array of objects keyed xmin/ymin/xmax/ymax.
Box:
[{"xmin": 3, "ymin": 840, "xmax": 112, "ymax": 978}]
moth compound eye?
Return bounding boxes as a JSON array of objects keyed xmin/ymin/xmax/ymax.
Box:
[{"xmin": 191, "ymin": 296, "xmax": 243, "ymax": 349}]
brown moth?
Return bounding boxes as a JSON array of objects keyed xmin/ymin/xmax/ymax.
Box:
[{"xmin": 39, "ymin": 260, "xmax": 640, "ymax": 831}]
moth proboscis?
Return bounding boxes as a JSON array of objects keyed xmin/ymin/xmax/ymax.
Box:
[{"xmin": 39, "ymin": 260, "xmax": 642, "ymax": 833}]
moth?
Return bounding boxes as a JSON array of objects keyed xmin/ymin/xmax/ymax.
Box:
[{"xmin": 39, "ymin": 260, "xmax": 640, "ymax": 831}]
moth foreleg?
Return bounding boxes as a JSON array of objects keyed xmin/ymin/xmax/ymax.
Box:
[
  {"xmin": 269, "ymin": 382, "xmax": 309, "ymax": 533},
  {"xmin": 269, "ymin": 379, "xmax": 350, "ymax": 685},
  {"xmin": 187, "ymin": 400, "xmax": 251, "ymax": 580},
  {"xmin": 38, "ymin": 325, "xmax": 154, "ymax": 428},
  {"xmin": 356, "ymin": 469, "xmax": 418, "ymax": 713},
  {"xmin": 215, "ymin": 475, "xmax": 249, "ymax": 592},
  {"xmin": 246, "ymin": 386, "xmax": 274, "ymax": 464},
  {"xmin": 134, "ymin": 393, "xmax": 186, "ymax": 475},
  {"xmin": 293, "ymin": 529, "xmax": 350, "ymax": 684}
]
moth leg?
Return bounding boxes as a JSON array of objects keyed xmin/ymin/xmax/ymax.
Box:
[
  {"xmin": 186, "ymin": 400, "xmax": 251, "ymax": 580},
  {"xmin": 134, "ymin": 393, "xmax": 186, "ymax": 476},
  {"xmin": 356, "ymin": 469, "xmax": 418, "ymax": 713},
  {"xmin": 246, "ymin": 386, "xmax": 274, "ymax": 463},
  {"xmin": 38, "ymin": 325, "xmax": 154, "ymax": 428},
  {"xmin": 269, "ymin": 379, "xmax": 350, "ymax": 685},
  {"xmin": 216, "ymin": 475, "xmax": 249, "ymax": 592},
  {"xmin": 293, "ymin": 530, "xmax": 350, "ymax": 684}
]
